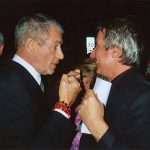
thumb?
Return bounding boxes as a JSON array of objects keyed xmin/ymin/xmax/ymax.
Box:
[{"xmin": 68, "ymin": 76, "xmax": 76, "ymax": 82}]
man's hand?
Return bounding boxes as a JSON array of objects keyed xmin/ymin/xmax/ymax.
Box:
[
  {"xmin": 59, "ymin": 69, "xmax": 81, "ymax": 107},
  {"xmin": 78, "ymin": 89, "xmax": 108, "ymax": 142}
]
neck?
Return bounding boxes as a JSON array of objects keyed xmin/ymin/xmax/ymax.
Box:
[{"xmin": 110, "ymin": 65, "xmax": 132, "ymax": 81}]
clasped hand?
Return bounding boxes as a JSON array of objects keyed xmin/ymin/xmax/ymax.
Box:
[
  {"xmin": 78, "ymin": 89, "xmax": 109, "ymax": 141},
  {"xmin": 59, "ymin": 69, "xmax": 81, "ymax": 107}
]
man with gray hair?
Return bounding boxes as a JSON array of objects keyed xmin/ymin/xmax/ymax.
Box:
[
  {"xmin": 76, "ymin": 18, "xmax": 150, "ymax": 149},
  {"xmin": 0, "ymin": 32, "xmax": 4, "ymax": 55},
  {"xmin": 0, "ymin": 13, "xmax": 81, "ymax": 148}
]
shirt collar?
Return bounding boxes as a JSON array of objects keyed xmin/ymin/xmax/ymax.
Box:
[
  {"xmin": 12, "ymin": 54, "xmax": 41, "ymax": 85},
  {"xmin": 111, "ymin": 67, "xmax": 135, "ymax": 85}
]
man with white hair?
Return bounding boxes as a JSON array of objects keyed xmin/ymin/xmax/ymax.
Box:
[
  {"xmin": 0, "ymin": 13, "xmax": 81, "ymax": 149},
  {"xmin": 77, "ymin": 18, "xmax": 150, "ymax": 149}
]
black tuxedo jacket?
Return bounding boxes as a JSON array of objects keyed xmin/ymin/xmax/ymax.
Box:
[
  {"xmin": 80, "ymin": 68, "xmax": 150, "ymax": 149},
  {"xmin": 0, "ymin": 60, "xmax": 73, "ymax": 148}
]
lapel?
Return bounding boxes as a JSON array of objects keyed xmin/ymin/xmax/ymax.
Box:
[
  {"xmin": 104, "ymin": 68, "xmax": 144, "ymax": 128},
  {"xmin": 4, "ymin": 60, "xmax": 49, "ymax": 122}
]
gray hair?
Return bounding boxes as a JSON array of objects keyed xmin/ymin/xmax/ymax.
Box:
[
  {"xmin": 15, "ymin": 13, "xmax": 64, "ymax": 49},
  {"xmin": 97, "ymin": 18, "xmax": 143, "ymax": 67},
  {"xmin": 0, "ymin": 32, "xmax": 4, "ymax": 45}
]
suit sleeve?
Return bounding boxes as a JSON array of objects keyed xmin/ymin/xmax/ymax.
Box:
[
  {"xmin": 96, "ymin": 90, "xmax": 150, "ymax": 149},
  {"xmin": 31, "ymin": 111, "xmax": 74, "ymax": 148},
  {"xmin": 0, "ymin": 82, "xmax": 74, "ymax": 149}
]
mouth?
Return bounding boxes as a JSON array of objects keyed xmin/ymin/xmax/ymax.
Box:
[
  {"xmin": 54, "ymin": 60, "xmax": 59, "ymax": 65},
  {"xmin": 52, "ymin": 62, "xmax": 59, "ymax": 68}
]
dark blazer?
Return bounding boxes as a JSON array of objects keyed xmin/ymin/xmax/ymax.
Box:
[
  {"xmin": 0, "ymin": 60, "xmax": 73, "ymax": 149},
  {"xmin": 80, "ymin": 68, "xmax": 150, "ymax": 149}
]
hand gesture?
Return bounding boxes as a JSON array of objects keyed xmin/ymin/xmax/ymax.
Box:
[
  {"xmin": 59, "ymin": 69, "xmax": 81, "ymax": 107},
  {"xmin": 78, "ymin": 89, "xmax": 108, "ymax": 141}
]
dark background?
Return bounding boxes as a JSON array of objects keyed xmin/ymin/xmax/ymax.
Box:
[{"xmin": 0, "ymin": 0, "xmax": 150, "ymax": 76}]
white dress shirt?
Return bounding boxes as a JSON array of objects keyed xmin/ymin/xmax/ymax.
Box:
[{"xmin": 12, "ymin": 54, "xmax": 41, "ymax": 85}]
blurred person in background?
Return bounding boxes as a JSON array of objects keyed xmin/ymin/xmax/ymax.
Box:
[
  {"xmin": 70, "ymin": 57, "xmax": 96, "ymax": 149},
  {"xmin": 71, "ymin": 57, "xmax": 96, "ymax": 118}
]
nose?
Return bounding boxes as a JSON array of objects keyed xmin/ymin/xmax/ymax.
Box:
[
  {"xmin": 90, "ymin": 49, "xmax": 95, "ymax": 59},
  {"xmin": 57, "ymin": 48, "xmax": 64, "ymax": 60}
]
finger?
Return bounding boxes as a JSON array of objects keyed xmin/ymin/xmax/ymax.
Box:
[
  {"xmin": 75, "ymin": 73, "xmax": 80, "ymax": 79},
  {"xmin": 60, "ymin": 74, "xmax": 69, "ymax": 86},
  {"xmin": 85, "ymin": 89, "xmax": 94, "ymax": 97},
  {"xmin": 61, "ymin": 74, "xmax": 68, "ymax": 81},
  {"xmin": 68, "ymin": 76, "xmax": 80, "ymax": 84},
  {"xmin": 74, "ymin": 69, "xmax": 81, "ymax": 79},
  {"xmin": 74, "ymin": 69, "xmax": 80, "ymax": 73},
  {"xmin": 67, "ymin": 71, "xmax": 74, "ymax": 76},
  {"xmin": 68, "ymin": 69, "xmax": 80, "ymax": 77}
]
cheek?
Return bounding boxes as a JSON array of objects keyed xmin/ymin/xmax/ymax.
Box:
[
  {"xmin": 96, "ymin": 49, "xmax": 107, "ymax": 64},
  {"xmin": 47, "ymin": 55, "xmax": 53, "ymax": 63},
  {"xmin": 43, "ymin": 50, "xmax": 55, "ymax": 65},
  {"xmin": 95, "ymin": 49, "xmax": 101, "ymax": 57},
  {"xmin": 48, "ymin": 48, "xmax": 56, "ymax": 59}
]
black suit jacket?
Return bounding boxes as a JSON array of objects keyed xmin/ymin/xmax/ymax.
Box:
[
  {"xmin": 80, "ymin": 68, "xmax": 150, "ymax": 149},
  {"xmin": 0, "ymin": 60, "xmax": 73, "ymax": 148}
]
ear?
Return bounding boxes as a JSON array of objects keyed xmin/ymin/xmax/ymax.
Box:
[
  {"xmin": 24, "ymin": 38, "xmax": 35, "ymax": 54},
  {"xmin": 109, "ymin": 46, "xmax": 123, "ymax": 58}
]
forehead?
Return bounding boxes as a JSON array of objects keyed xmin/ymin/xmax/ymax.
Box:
[{"xmin": 48, "ymin": 24, "xmax": 63, "ymax": 44}]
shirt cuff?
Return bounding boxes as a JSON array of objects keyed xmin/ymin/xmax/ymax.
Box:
[{"xmin": 53, "ymin": 109, "xmax": 70, "ymax": 119}]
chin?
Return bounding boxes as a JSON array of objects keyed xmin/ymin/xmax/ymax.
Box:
[
  {"xmin": 48, "ymin": 69, "xmax": 55, "ymax": 75},
  {"xmin": 96, "ymin": 70, "xmax": 100, "ymax": 75},
  {"xmin": 96, "ymin": 70, "xmax": 102, "ymax": 76}
]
